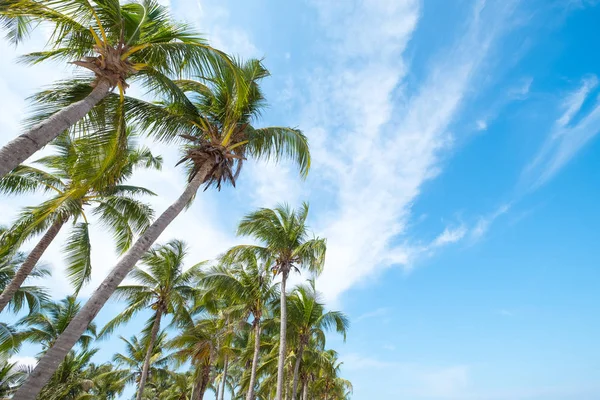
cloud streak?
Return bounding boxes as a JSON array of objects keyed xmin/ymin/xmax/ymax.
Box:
[
  {"xmin": 299, "ymin": 0, "xmax": 518, "ymax": 303},
  {"xmin": 524, "ymin": 75, "xmax": 600, "ymax": 188}
]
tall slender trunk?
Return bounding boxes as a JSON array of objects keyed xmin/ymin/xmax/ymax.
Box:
[
  {"xmin": 0, "ymin": 80, "xmax": 111, "ymax": 178},
  {"xmin": 302, "ymin": 380, "xmax": 308, "ymax": 400},
  {"xmin": 275, "ymin": 270, "xmax": 289, "ymax": 400},
  {"xmin": 290, "ymin": 341, "xmax": 305, "ymax": 400},
  {"xmin": 12, "ymin": 168, "xmax": 209, "ymax": 400},
  {"xmin": 246, "ymin": 319, "xmax": 261, "ymax": 400},
  {"xmin": 136, "ymin": 309, "xmax": 163, "ymax": 400},
  {"xmin": 0, "ymin": 218, "xmax": 66, "ymax": 313},
  {"xmin": 218, "ymin": 355, "xmax": 228, "ymax": 400}
]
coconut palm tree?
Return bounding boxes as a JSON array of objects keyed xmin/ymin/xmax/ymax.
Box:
[
  {"xmin": 80, "ymin": 363, "xmax": 129, "ymax": 400},
  {"xmin": 17, "ymin": 296, "xmax": 97, "ymax": 353},
  {"xmin": 311, "ymin": 350, "xmax": 351, "ymax": 400},
  {"xmin": 169, "ymin": 317, "xmax": 221, "ymax": 400},
  {"xmin": 0, "ymin": 131, "xmax": 160, "ymax": 313},
  {"xmin": 203, "ymin": 253, "xmax": 277, "ymax": 400},
  {"xmin": 14, "ymin": 58, "xmax": 311, "ymax": 400},
  {"xmin": 37, "ymin": 348, "xmax": 99, "ymax": 400},
  {"xmin": 0, "ymin": 0, "xmax": 227, "ymax": 177},
  {"xmin": 0, "ymin": 245, "xmax": 49, "ymax": 315},
  {"xmin": 0, "ymin": 356, "xmax": 29, "ymax": 398},
  {"xmin": 287, "ymin": 282, "xmax": 349, "ymax": 400},
  {"xmin": 100, "ymin": 239, "xmax": 201, "ymax": 400},
  {"xmin": 112, "ymin": 332, "xmax": 172, "ymax": 393},
  {"xmin": 222, "ymin": 203, "xmax": 326, "ymax": 400}
]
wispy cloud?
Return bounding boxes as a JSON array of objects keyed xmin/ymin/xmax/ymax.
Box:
[
  {"xmin": 296, "ymin": 0, "xmax": 519, "ymax": 303},
  {"xmin": 432, "ymin": 226, "xmax": 469, "ymax": 248},
  {"xmin": 524, "ymin": 75, "xmax": 600, "ymax": 188},
  {"xmin": 471, "ymin": 203, "xmax": 511, "ymax": 240}
]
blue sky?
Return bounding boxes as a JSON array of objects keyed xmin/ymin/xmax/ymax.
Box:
[{"xmin": 2, "ymin": 0, "xmax": 600, "ymax": 399}]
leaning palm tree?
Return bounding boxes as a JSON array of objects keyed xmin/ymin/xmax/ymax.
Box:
[
  {"xmin": 13, "ymin": 58, "xmax": 311, "ymax": 400},
  {"xmin": 0, "ymin": 0, "xmax": 227, "ymax": 177},
  {"xmin": 203, "ymin": 253, "xmax": 278, "ymax": 400},
  {"xmin": 100, "ymin": 239, "xmax": 201, "ymax": 400},
  {"xmin": 0, "ymin": 131, "xmax": 159, "ymax": 313},
  {"xmin": 222, "ymin": 203, "xmax": 326, "ymax": 400},
  {"xmin": 286, "ymin": 283, "xmax": 348, "ymax": 400},
  {"xmin": 0, "ymin": 244, "xmax": 49, "ymax": 315}
]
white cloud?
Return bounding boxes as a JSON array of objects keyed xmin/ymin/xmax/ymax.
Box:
[
  {"xmin": 476, "ymin": 119, "xmax": 489, "ymax": 131},
  {"xmin": 298, "ymin": 0, "xmax": 518, "ymax": 303},
  {"xmin": 524, "ymin": 75, "xmax": 600, "ymax": 188},
  {"xmin": 471, "ymin": 203, "xmax": 511, "ymax": 240},
  {"xmin": 172, "ymin": 0, "xmax": 259, "ymax": 59},
  {"xmin": 432, "ymin": 226, "xmax": 468, "ymax": 247}
]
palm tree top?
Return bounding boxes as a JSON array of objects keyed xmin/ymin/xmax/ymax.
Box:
[
  {"xmin": 1, "ymin": 0, "xmax": 224, "ymax": 96},
  {"xmin": 223, "ymin": 203, "xmax": 326, "ymax": 279},
  {"xmin": 128, "ymin": 58, "xmax": 311, "ymax": 190}
]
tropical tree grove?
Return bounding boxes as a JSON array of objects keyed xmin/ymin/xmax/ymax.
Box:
[{"xmin": 0, "ymin": 1, "xmax": 353, "ymax": 398}]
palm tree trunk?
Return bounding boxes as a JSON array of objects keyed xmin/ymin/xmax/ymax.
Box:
[
  {"xmin": 291, "ymin": 341, "xmax": 305, "ymax": 400},
  {"xmin": 302, "ymin": 380, "xmax": 308, "ymax": 400},
  {"xmin": 0, "ymin": 218, "xmax": 66, "ymax": 313},
  {"xmin": 275, "ymin": 270, "xmax": 289, "ymax": 400},
  {"xmin": 12, "ymin": 167, "xmax": 210, "ymax": 400},
  {"xmin": 218, "ymin": 355, "xmax": 228, "ymax": 400},
  {"xmin": 0, "ymin": 80, "xmax": 111, "ymax": 178},
  {"xmin": 195, "ymin": 363, "xmax": 211, "ymax": 400},
  {"xmin": 136, "ymin": 309, "xmax": 163, "ymax": 400},
  {"xmin": 246, "ymin": 319, "xmax": 261, "ymax": 400},
  {"xmin": 192, "ymin": 370, "xmax": 203, "ymax": 400},
  {"xmin": 302, "ymin": 378, "xmax": 308, "ymax": 400}
]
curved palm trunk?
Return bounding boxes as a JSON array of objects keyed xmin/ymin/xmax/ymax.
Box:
[
  {"xmin": 275, "ymin": 270, "xmax": 289, "ymax": 400},
  {"xmin": 246, "ymin": 319, "xmax": 261, "ymax": 400},
  {"xmin": 0, "ymin": 80, "xmax": 111, "ymax": 178},
  {"xmin": 12, "ymin": 168, "xmax": 209, "ymax": 400},
  {"xmin": 136, "ymin": 309, "xmax": 163, "ymax": 400},
  {"xmin": 0, "ymin": 218, "xmax": 66, "ymax": 313},
  {"xmin": 290, "ymin": 341, "xmax": 305, "ymax": 400},
  {"xmin": 218, "ymin": 355, "xmax": 228, "ymax": 400}
]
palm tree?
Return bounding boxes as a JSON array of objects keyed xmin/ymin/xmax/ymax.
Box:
[
  {"xmin": 100, "ymin": 239, "xmax": 201, "ymax": 400},
  {"xmin": 112, "ymin": 332, "xmax": 172, "ymax": 393},
  {"xmin": 18, "ymin": 296, "xmax": 97, "ymax": 353},
  {"xmin": 0, "ymin": 245, "xmax": 49, "ymax": 315},
  {"xmin": 80, "ymin": 363, "xmax": 129, "ymax": 400},
  {"xmin": 222, "ymin": 203, "xmax": 326, "ymax": 400},
  {"xmin": 311, "ymin": 350, "xmax": 351, "ymax": 400},
  {"xmin": 14, "ymin": 58, "xmax": 311, "ymax": 399},
  {"xmin": 203, "ymin": 253, "xmax": 277, "ymax": 400},
  {"xmin": 37, "ymin": 348, "xmax": 99, "ymax": 400},
  {"xmin": 169, "ymin": 317, "xmax": 221, "ymax": 400},
  {"xmin": 0, "ymin": 0, "xmax": 227, "ymax": 177},
  {"xmin": 287, "ymin": 283, "xmax": 348, "ymax": 400},
  {"xmin": 0, "ymin": 356, "xmax": 29, "ymax": 398},
  {"xmin": 0, "ymin": 132, "xmax": 160, "ymax": 313}
]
